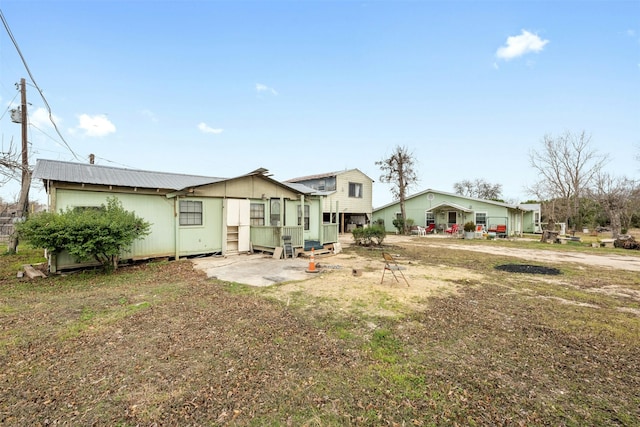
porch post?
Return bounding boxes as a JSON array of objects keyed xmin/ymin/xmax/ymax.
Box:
[
  {"xmin": 319, "ymin": 195, "xmax": 324, "ymax": 244},
  {"xmin": 174, "ymin": 196, "xmax": 180, "ymax": 260}
]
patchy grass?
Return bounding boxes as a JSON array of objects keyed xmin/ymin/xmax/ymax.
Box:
[
  {"xmin": 0, "ymin": 246, "xmax": 46, "ymax": 278},
  {"xmin": 1, "ymin": 240, "xmax": 639, "ymax": 425}
]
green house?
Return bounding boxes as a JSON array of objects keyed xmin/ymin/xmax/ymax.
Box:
[
  {"xmin": 372, "ymin": 189, "xmax": 541, "ymax": 236},
  {"xmin": 32, "ymin": 159, "xmax": 339, "ymax": 272}
]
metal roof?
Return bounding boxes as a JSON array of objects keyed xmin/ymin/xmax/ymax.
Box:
[
  {"xmin": 373, "ymin": 188, "xmax": 531, "ymax": 212},
  {"xmin": 285, "ymin": 168, "xmax": 374, "ymax": 183},
  {"xmin": 284, "ymin": 182, "xmax": 332, "ymax": 196},
  {"xmin": 33, "ymin": 159, "xmax": 225, "ymax": 191}
]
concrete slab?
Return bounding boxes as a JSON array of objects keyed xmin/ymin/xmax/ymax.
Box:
[{"xmin": 191, "ymin": 253, "xmax": 313, "ymax": 287}]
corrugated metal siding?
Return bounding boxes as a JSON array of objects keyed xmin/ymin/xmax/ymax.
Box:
[{"xmin": 56, "ymin": 190, "xmax": 176, "ymax": 259}]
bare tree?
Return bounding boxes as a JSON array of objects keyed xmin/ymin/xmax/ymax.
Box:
[
  {"xmin": 0, "ymin": 140, "xmax": 21, "ymax": 186},
  {"xmin": 453, "ymin": 178, "xmax": 503, "ymax": 200},
  {"xmin": 526, "ymin": 131, "xmax": 608, "ymax": 231},
  {"xmin": 376, "ymin": 145, "xmax": 418, "ymax": 234},
  {"xmin": 590, "ymin": 173, "xmax": 638, "ymax": 238},
  {"xmin": 1, "ymin": 140, "xmax": 32, "ymax": 253}
]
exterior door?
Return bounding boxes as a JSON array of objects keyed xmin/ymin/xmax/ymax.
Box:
[{"xmin": 448, "ymin": 211, "xmax": 457, "ymax": 226}]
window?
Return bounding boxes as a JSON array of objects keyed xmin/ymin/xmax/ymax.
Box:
[
  {"xmin": 270, "ymin": 199, "xmax": 281, "ymax": 226},
  {"xmin": 425, "ymin": 211, "xmax": 435, "ymax": 225},
  {"xmin": 250, "ymin": 203, "xmax": 265, "ymax": 226},
  {"xmin": 179, "ymin": 200, "xmax": 202, "ymax": 226},
  {"xmin": 475, "ymin": 212, "xmax": 487, "ymax": 227},
  {"xmin": 71, "ymin": 206, "xmax": 103, "ymax": 213},
  {"xmin": 348, "ymin": 182, "xmax": 363, "ymax": 198},
  {"xmin": 297, "ymin": 205, "xmax": 310, "ymax": 230}
]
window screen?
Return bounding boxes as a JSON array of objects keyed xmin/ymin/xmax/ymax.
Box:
[
  {"xmin": 250, "ymin": 203, "xmax": 265, "ymax": 226},
  {"xmin": 179, "ymin": 200, "xmax": 203, "ymax": 226}
]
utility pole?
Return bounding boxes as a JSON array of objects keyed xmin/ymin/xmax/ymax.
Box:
[{"xmin": 7, "ymin": 78, "xmax": 30, "ymax": 253}]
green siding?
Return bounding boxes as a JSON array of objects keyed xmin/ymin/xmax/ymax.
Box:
[
  {"xmin": 53, "ymin": 190, "xmax": 226, "ymax": 269},
  {"xmin": 178, "ymin": 198, "xmax": 223, "ymax": 256},
  {"xmin": 373, "ymin": 191, "xmax": 533, "ymax": 235},
  {"xmin": 56, "ymin": 190, "xmax": 175, "ymax": 259}
]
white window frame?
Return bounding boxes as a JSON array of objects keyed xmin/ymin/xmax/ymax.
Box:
[
  {"xmin": 475, "ymin": 212, "xmax": 487, "ymax": 228},
  {"xmin": 250, "ymin": 203, "xmax": 265, "ymax": 226}
]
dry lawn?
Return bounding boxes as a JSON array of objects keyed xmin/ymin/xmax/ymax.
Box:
[{"xmin": 1, "ymin": 235, "xmax": 639, "ymax": 426}]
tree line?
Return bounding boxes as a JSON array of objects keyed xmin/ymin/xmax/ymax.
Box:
[{"xmin": 378, "ymin": 131, "xmax": 639, "ymax": 236}]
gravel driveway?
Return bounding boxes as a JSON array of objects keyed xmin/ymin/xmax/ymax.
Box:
[{"xmin": 383, "ymin": 234, "xmax": 640, "ymax": 272}]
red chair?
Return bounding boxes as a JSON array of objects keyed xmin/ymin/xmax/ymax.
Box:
[
  {"xmin": 445, "ymin": 224, "xmax": 459, "ymax": 235},
  {"xmin": 424, "ymin": 223, "xmax": 436, "ymax": 234}
]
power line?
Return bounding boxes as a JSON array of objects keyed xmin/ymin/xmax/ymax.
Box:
[
  {"xmin": 0, "ymin": 89, "xmax": 19, "ymax": 121},
  {"xmin": 0, "ymin": 8, "xmax": 81, "ymax": 161}
]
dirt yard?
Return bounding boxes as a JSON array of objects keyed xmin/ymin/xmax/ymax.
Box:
[{"xmin": 193, "ymin": 233, "xmax": 640, "ymax": 319}]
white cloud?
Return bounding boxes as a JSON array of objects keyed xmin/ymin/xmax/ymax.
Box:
[
  {"xmin": 29, "ymin": 107, "xmax": 60, "ymax": 129},
  {"xmin": 496, "ymin": 30, "xmax": 549, "ymax": 61},
  {"xmin": 197, "ymin": 122, "xmax": 223, "ymax": 134},
  {"xmin": 140, "ymin": 109, "xmax": 158, "ymax": 123},
  {"xmin": 255, "ymin": 83, "xmax": 278, "ymax": 95},
  {"xmin": 74, "ymin": 114, "xmax": 116, "ymax": 137}
]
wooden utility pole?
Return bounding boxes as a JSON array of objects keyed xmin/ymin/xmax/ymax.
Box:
[{"xmin": 7, "ymin": 78, "xmax": 30, "ymax": 253}]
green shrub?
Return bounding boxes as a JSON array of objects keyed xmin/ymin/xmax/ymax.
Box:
[
  {"xmin": 352, "ymin": 225, "xmax": 386, "ymax": 246},
  {"xmin": 464, "ymin": 221, "xmax": 476, "ymax": 232},
  {"xmin": 17, "ymin": 197, "xmax": 150, "ymax": 272},
  {"xmin": 392, "ymin": 218, "xmax": 404, "ymax": 234}
]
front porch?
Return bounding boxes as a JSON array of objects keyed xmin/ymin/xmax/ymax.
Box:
[{"xmin": 250, "ymin": 223, "xmax": 339, "ymax": 256}]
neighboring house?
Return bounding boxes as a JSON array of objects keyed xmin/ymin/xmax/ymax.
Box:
[
  {"xmin": 285, "ymin": 169, "xmax": 374, "ymax": 233},
  {"xmin": 32, "ymin": 159, "xmax": 339, "ymax": 272},
  {"xmin": 372, "ymin": 189, "xmax": 541, "ymax": 236}
]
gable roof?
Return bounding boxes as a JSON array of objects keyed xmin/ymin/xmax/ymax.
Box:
[
  {"xmin": 429, "ymin": 201, "xmax": 473, "ymax": 213},
  {"xmin": 374, "ymin": 188, "xmax": 532, "ymax": 211},
  {"xmin": 285, "ymin": 168, "xmax": 374, "ymax": 183},
  {"xmin": 239, "ymin": 168, "xmax": 320, "ymax": 195},
  {"xmin": 33, "ymin": 159, "xmax": 225, "ymax": 191}
]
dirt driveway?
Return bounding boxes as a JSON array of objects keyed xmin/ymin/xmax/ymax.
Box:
[
  {"xmin": 386, "ymin": 234, "xmax": 640, "ymax": 272},
  {"xmin": 191, "ymin": 234, "xmax": 639, "ymax": 291}
]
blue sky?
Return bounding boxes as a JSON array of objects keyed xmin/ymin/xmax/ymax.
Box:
[{"xmin": 0, "ymin": 0, "xmax": 638, "ymax": 208}]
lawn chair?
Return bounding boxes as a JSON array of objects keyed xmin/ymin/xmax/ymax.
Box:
[
  {"xmin": 381, "ymin": 252, "xmax": 410, "ymax": 286},
  {"xmin": 445, "ymin": 223, "xmax": 459, "ymax": 236},
  {"xmin": 424, "ymin": 223, "xmax": 436, "ymax": 234},
  {"xmin": 475, "ymin": 225, "xmax": 484, "ymax": 238},
  {"xmin": 416, "ymin": 226, "xmax": 426, "ymax": 236}
]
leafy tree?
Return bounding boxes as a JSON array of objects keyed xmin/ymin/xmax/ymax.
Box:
[
  {"xmin": 453, "ymin": 178, "xmax": 503, "ymax": 200},
  {"xmin": 526, "ymin": 131, "xmax": 608, "ymax": 230},
  {"xmin": 17, "ymin": 197, "xmax": 150, "ymax": 271},
  {"xmin": 376, "ymin": 145, "xmax": 418, "ymax": 234}
]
